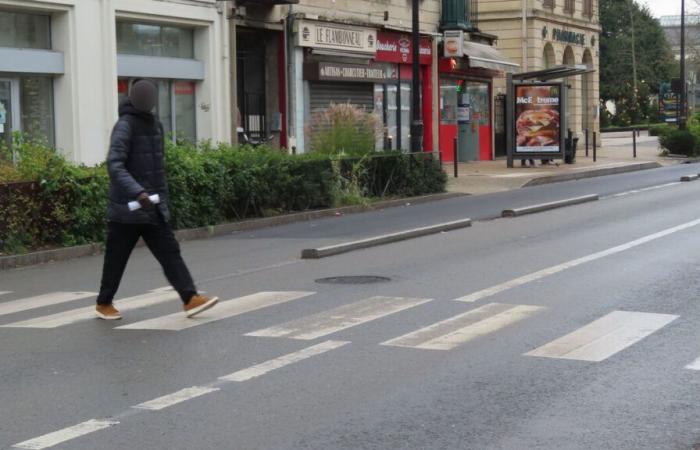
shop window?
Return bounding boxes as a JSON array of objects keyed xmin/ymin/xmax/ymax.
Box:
[
  {"xmin": 116, "ymin": 21, "xmax": 194, "ymax": 59},
  {"xmin": 0, "ymin": 10, "xmax": 50, "ymax": 49},
  {"xmin": 117, "ymin": 79, "xmax": 196, "ymax": 143},
  {"xmin": 440, "ymin": 78, "xmax": 459, "ymax": 125}
]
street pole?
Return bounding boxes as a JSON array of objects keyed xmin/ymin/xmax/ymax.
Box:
[
  {"xmin": 628, "ymin": 0, "xmax": 638, "ymax": 121},
  {"xmin": 410, "ymin": 0, "xmax": 424, "ymax": 153},
  {"xmin": 680, "ymin": 0, "xmax": 687, "ymax": 129}
]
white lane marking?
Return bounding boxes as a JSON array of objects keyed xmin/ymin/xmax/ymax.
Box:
[
  {"xmin": 117, "ymin": 291, "xmax": 315, "ymax": 331},
  {"xmin": 0, "ymin": 292, "xmax": 96, "ymax": 317},
  {"xmin": 132, "ymin": 386, "xmax": 219, "ymax": 411},
  {"xmin": 1, "ymin": 290, "xmax": 180, "ymax": 328},
  {"xmin": 0, "ymin": 291, "xmax": 10, "ymax": 296},
  {"xmin": 382, "ymin": 303, "xmax": 545, "ymax": 350},
  {"xmin": 12, "ymin": 419, "xmax": 119, "ymax": 449},
  {"xmin": 220, "ymin": 340, "xmax": 350, "ymax": 382},
  {"xmin": 685, "ymin": 356, "xmax": 700, "ymax": 370},
  {"xmin": 525, "ymin": 311, "xmax": 678, "ymax": 362},
  {"xmin": 455, "ymin": 218, "xmax": 700, "ymax": 303},
  {"xmin": 604, "ymin": 182, "xmax": 682, "ymax": 199},
  {"xmin": 246, "ymin": 296, "xmax": 432, "ymax": 341}
]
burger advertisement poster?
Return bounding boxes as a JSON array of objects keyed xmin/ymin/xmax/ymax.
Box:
[{"xmin": 515, "ymin": 84, "xmax": 562, "ymax": 154}]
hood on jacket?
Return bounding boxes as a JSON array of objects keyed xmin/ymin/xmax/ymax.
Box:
[{"xmin": 119, "ymin": 98, "xmax": 155, "ymax": 121}]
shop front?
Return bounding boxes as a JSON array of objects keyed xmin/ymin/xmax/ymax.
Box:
[
  {"xmin": 296, "ymin": 19, "xmax": 433, "ymax": 152},
  {"xmin": 438, "ymin": 32, "xmax": 517, "ymax": 162}
]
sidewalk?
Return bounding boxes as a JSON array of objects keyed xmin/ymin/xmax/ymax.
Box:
[{"xmin": 446, "ymin": 131, "xmax": 680, "ymax": 195}]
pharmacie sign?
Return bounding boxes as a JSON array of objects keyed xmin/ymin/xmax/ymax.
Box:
[
  {"xmin": 304, "ymin": 62, "xmax": 396, "ymax": 83},
  {"xmin": 297, "ymin": 20, "xmax": 377, "ymax": 55},
  {"xmin": 514, "ymin": 84, "xmax": 563, "ymax": 154},
  {"xmin": 552, "ymin": 28, "xmax": 586, "ymax": 46}
]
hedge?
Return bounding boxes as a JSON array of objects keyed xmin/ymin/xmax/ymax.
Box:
[{"xmin": 0, "ymin": 139, "xmax": 446, "ymax": 254}]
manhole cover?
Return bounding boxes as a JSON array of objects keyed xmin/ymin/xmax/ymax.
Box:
[{"xmin": 315, "ymin": 276, "xmax": 391, "ymax": 285}]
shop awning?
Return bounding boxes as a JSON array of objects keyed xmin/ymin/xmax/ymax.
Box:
[
  {"xmin": 512, "ymin": 65, "xmax": 596, "ymax": 81},
  {"xmin": 463, "ymin": 41, "xmax": 519, "ymax": 73}
]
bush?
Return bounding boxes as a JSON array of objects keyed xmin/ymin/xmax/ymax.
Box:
[
  {"xmin": 659, "ymin": 129, "xmax": 696, "ymax": 156},
  {"xmin": 649, "ymin": 123, "xmax": 673, "ymax": 137},
  {"xmin": 306, "ymin": 103, "xmax": 382, "ymax": 155},
  {"xmin": 0, "ymin": 136, "xmax": 446, "ymax": 254}
]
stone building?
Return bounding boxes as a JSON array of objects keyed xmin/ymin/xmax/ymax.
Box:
[
  {"xmin": 0, "ymin": 0, "xmax": 231, "ymax": 165},
  {"xmin": 477, "ymin": 0, "xmax": 601, "ymax": 138}
]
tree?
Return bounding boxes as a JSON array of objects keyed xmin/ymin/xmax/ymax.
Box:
[{"xmin": 600, "ymin": 0, "xmax": 676, "ymax": 125}]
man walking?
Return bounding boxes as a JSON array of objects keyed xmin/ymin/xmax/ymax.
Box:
[{"xmin": 95, "ymin": 79, "xmax": 217, "ymax": 320}]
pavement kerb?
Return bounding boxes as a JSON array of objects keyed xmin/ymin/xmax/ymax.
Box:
[
  {"xmin": 0, "ymin": 192, "xmax": 465, "ymax": 271},
  {"xmin": 502, "ymin": 194, "xmax": 600, "ymax": 218},
  {"xmin": 301, "ymin": 218, "xmax": 473, "ymax": 259},
  {"xmin": 680, "ymin": 174, "xmax": 700, "ymax": 182},
  {"xmin": 520, "ymin": 162, "xmax": 662, "ymax": 188}
]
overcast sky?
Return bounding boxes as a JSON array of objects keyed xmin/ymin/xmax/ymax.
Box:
[{"xmin": 640, "ymin": 0, "xmax": 690, "ymax": 18}]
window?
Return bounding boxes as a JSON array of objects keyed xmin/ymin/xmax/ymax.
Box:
[
  {"xmin": 118, "ymin": 79, "xmax": 196, "ymax": 143},
  {"xmin": 116, "ymin": 21, "xmax": 194, "ymax": 59},
  {"xmin": 564, "ymin": 0, "xmax": 575, "ymax": 13},
  {"xmin": 543, "ymin": 0, "xmax": 555, "ymax": 9},
  {"xmin": 583, "ymin": 0, "xmax": 593, "ymax": 17},
  {"xmin": 21, "ymin": 77, "xmax": 54, "ymax": 146},
  {"xmin": 0, "ymin": 10, "xmax": 50, "ymax": 49}
]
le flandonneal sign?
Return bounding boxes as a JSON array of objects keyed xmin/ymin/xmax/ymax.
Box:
[{"xmin": 296, "ymin": 20, "xmax": 377, "ymax": 55}]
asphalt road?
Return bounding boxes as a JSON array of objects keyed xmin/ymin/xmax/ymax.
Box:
[{"xmin": 2, "ymin": 164, "xmax": 700, "ymax": 450}]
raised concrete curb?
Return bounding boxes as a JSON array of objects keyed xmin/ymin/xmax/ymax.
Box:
[
  {"xmin": 521, "ymin": 162, "xmax": 662, "ymax": 188},
  {"xmin": 680, "ymin": 174, "xmax": 699, "ymax": 182},
  {"xmin": 301, "ymin": 218, "xmax": 473, "ymax": 259},
  {"xmin": 502, "ymin": 194, "xmax": 600, "ymax": 218},
  {"xmin": 0, "ymin": 192, "xmax": 464, "ymax": 271}
]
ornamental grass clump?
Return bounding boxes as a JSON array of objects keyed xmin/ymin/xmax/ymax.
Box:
[{"xmin": 307, "ymin": 102, "xmax": 382, "ymax": 156}]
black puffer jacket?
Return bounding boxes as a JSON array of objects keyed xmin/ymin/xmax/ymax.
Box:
[{"xmin": 106, "ymin": 99, "xmax": 171, "ymax": 224}]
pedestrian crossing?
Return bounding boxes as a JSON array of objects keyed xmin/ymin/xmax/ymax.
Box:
[
  {"xmin": 246, "ymin": 296, "xmax": 431, "ymax": 340},
  {"xmin": 382, "ymin": 303, "xmax": 544, "ymax": 351},
  {"xmin": 0, "ymin": 288, "xmax": 699, "ymax": 371}
]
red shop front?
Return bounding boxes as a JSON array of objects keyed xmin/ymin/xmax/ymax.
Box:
[
  {"xmin": 374, "ymin": 31, "xmax": 434, "ymax": 152},
  {"xmin": 438, "ymin": 58, "xmax": 496, "ymax": 162}
]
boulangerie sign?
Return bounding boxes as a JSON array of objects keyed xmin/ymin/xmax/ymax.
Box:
[{"xmin": 375, "ymin": 31, "xmax": 432, "ymax": 65}]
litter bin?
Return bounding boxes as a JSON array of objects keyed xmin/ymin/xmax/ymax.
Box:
[{"xmin": 564, "ymin": 137, "xmax": 579, "ymax": 164}]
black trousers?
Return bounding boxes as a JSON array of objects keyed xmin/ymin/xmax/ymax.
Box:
[{"xmin": 97, "ymin": 219, "xmax": 197, "ymax": 305}]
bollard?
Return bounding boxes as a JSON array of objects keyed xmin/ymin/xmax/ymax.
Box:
[
  {"xmin": 292, "ymin": 146, "xmax": 297, "ymax": 155},
  {"xmin": 593, "ymin": 132, "xmax": 597, "ymax": 162},
  {"xmin": 633, "ymin": 129, "xmax": 637, "ymax": 158},
  {"xmin": 453, "ymin": 136, "xmax": 459, "ymax": 178},
  {"xmin": 585, "ymin": 128, "xmax": 589, "ymax": 157},
  {"xmin": 387, "ymin": 136, "xmax": 393, "ymax": 150}
]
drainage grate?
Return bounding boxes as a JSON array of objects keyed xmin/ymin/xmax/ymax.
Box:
[{"xmin": 315, "ymin": 276, "xmax": 392, "ymax": 285}]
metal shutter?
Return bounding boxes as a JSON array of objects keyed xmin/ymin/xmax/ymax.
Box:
[{"xmin": 309, "ymin": 82, "xmax": 374, "ymax": 113}]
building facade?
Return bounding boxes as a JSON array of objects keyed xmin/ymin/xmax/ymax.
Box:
[
  {"xmin": 0, "ymin": 0, "xmax": 231, "ymax": 165},
  {"xmin": 478, "ymin": 0, "xmax": 601, "ymax": 140},
  {"xmin": 660, "ymin": 15, "xmax": 700, "ymax": 114}
]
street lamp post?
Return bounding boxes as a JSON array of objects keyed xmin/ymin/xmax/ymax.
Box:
[
  {"xmin": 680, "ymin": 0, "xmax": 687, "ymax": 129},
  {"xmin": 411, "ymin": 0, "xmax": 424, "ymax": 153}
]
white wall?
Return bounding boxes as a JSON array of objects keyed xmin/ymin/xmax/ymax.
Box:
[{"xmin": 0, "ymin": 0, "xmax": 231, "ymax": 166}]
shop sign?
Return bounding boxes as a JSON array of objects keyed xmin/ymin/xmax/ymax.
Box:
[
  {"xmin": 304, "ymin": 62, "xmax": 396, "ymax": 83},
  {"xmin": 443, "ymin": 30, "xmax": 464, "ymax": 57},
  {"xmin": 514, "ymin": 84, "xmax": 562, "ymax": 154},
  {"xmin": 296, "ymin": 20, "xmax": 377, "ymax": 55},
  {"xmin": 552, "ymin": 28, "xmax": 586, "ymax": 46},
  {"xmin": 376, "ymin": 32, "xmax": 432, "ymax": 65},
  {"xmin": 659, "ymin": 82, "xmax": 679, "ymax": 123}
]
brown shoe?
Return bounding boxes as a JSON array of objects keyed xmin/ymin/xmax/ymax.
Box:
[
  {"xmin": 95, "ymin": 304, "xmax": 122, "ymax": 320},
  {"xmin": 184, "ymin": 295, "xmax": 219, "ymax": 318}
]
